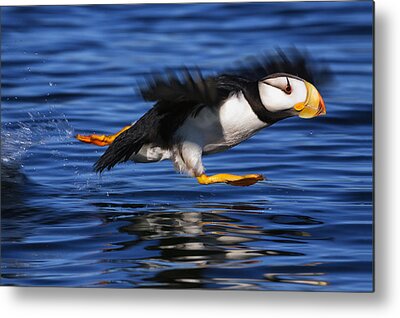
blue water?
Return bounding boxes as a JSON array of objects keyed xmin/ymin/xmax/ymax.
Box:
[{"xmin": 1, "ymin": 2, "xmax": 373, "ymax": 291}]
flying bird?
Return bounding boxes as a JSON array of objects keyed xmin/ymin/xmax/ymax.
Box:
[{"xmin": 76, "ymin": 49, "xmax": 328, "ymax": 186}]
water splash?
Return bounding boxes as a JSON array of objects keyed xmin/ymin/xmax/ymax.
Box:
[
  {"xmin": 1, "ymin": 109, "xmax": 106, "ymax": 194},
  {"xmin": 1, "ymin": 109, "xmax": 74, "ymax": 172}
]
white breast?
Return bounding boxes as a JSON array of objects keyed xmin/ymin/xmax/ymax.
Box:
[
  {"xmin": 176, "ymin": 92, "xmax": 267, "ymax": 155},
  {"xmin": 218, "ymin": 92, "xmax": 267, "ymax": 146}
]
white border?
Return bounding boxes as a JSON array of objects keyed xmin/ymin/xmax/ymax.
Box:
[
  {"xmin": 2, "ymin": 0, "xmax": 323, "ymax": 5},
  {"xmin": 2, "ymin": 0, "xmax": 400, "ymax": 317}
]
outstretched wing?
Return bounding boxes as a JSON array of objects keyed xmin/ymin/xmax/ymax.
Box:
[
  {"xmin": 224, "ymin": 47, "xmax": 332, "ymax": 86},
  {"xmin": 139, "ymin": 48, "xmax": 331, "ymax": 105},
  {"xmin": 139, "ymin": 67, "xmax": 221, "ymax": 106}
]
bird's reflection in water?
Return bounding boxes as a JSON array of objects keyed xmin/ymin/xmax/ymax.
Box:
[
  {"xmin": 264, "ymin": 272, "xmax": 328, "ymax": 286},
  {"xmin": 103, "ymin": 202, "xmax": 329, "ymax": 289}
]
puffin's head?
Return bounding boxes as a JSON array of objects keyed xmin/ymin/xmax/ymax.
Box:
[{"xmin": 258, "ymin": 73, "xmax": 326, "ymax": 119}]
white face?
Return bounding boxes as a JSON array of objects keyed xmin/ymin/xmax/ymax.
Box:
[{"xmin": 258, "ymin": 75, "xmax": 307, "ymax": 112}]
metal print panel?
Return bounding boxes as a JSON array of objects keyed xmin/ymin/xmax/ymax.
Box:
[{"xmin": 1, "ymin": 1, "xmax": 374, "ymax": 291}]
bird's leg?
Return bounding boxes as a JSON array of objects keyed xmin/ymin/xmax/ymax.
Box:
[
  {"xmin": 174, "ymin": 140, "xmax": 264, "ymax": 187},
  {"xmin": 75, "ymin": 125, "xmax": 131, "ymax": 146},
  {"xmin": 197, "ymin": 173, "xmax": 264, "ymax": 187}
]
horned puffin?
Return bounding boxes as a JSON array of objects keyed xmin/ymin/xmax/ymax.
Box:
[{"xmin": 76, "ymin": 50, "xmax": 328, "ymax": 186}]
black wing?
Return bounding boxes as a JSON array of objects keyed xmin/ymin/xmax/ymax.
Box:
[
  {"xmin": 224, "ymin": 47, "xmax": 332, "ymax": 86},
  {"xmin": 140, "ymin": 67, "xmax": 220, "ymax": 106},
  {"xmin": 94, "ymin": 98, "xmax": 200, "ymax": 173},
  {"xmin": 139, "ymin": 48, "xmax": 331, "ymax": 104}
]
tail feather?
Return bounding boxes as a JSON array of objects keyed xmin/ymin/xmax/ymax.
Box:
[{"xmin": 93, "ymin": 127, "xmax": 146, "ymax": 173}]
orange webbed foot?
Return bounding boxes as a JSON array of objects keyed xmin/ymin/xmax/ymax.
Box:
[
  {"xmin": 75, "ymin": 133, "xmax": 112, "ymax": 146},
  {"xmin": 75, "ymin": 125, "xmax": 131, "ymax": 147},
  {"xmin": 197, "ymin": 173, "xmax": 265, "ymax": 187}
]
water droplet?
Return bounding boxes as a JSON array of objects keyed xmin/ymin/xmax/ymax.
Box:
[{"xmin": 49, "ymin": 82, "xmax": 53, "ymax": 86}]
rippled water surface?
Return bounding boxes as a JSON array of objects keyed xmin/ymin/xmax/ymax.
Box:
[{"xmin": 1, "ymin": 2, "xmax": 373, "ymax": 291}]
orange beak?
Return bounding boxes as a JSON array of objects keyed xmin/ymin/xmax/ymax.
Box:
[{"xmin": 294, "ymin": 81, "xmax": 326, "ymax": 119}]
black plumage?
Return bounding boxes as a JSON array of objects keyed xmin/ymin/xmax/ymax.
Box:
[
  {"xmin": 226, "ymin": 47, "xmax": 331, "ymax": 85},
  {"xmin": 94, "ymin": 49, "xmax": 330, "ymax": 173}
]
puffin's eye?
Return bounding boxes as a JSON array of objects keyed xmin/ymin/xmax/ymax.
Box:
[{"xmin": 284, "ymin": 77, "xmax": 292, "ymax": 94}]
